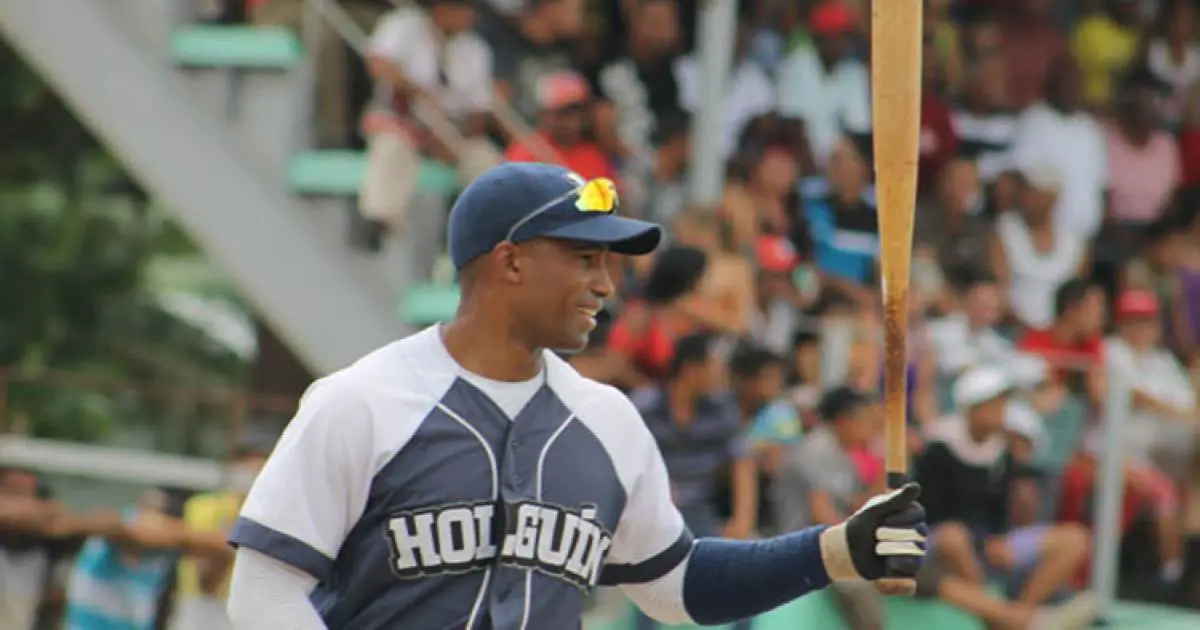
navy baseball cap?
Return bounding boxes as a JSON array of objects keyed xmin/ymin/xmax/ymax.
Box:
[{"xmin": 447, "ymin": 162, "xmax": 663, "ymax": 269}]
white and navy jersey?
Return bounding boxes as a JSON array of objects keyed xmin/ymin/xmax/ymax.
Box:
[{"xmin": 229, "ymin": 327, "xmax": 692, "ymax": 629}]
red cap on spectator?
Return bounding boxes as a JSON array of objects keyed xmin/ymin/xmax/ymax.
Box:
[
  {"xmin": 1116, "ymin": 289, "xmax": 1160, "ymax": 320},
  {"xmin": 536, "ymin": 71, "xmax": 591, "ymax": 111},
  {"xmin": 810, "ymin": 2, "xmax": 856, "ymax": 35},
  {"xmin": 756, "ymin": 235, "xmax": 799, "ymax": 273}
]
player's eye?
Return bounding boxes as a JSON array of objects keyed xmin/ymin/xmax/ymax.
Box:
[{"xmin": 579, "ymin": 252, "xmax": 602, "ymax": 268}]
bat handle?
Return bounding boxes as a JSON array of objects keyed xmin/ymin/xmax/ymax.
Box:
[{"xmin": 883, "ymin": 470, "xmax": 920, "ymax": 587}]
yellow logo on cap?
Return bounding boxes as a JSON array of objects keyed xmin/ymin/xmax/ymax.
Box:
[{"xmin": 574, "ymin": 178, "xmax": 618, "ymax": 213}]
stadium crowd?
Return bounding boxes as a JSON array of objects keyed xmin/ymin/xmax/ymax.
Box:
[{"xmin": 4, "ymin": 0, "xmax": 1200, "ymax": 629}]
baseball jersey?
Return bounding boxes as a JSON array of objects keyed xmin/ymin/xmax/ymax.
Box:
[{"xmin": 229, "ymin": 326, "xmax": 692, "ymax": 629}]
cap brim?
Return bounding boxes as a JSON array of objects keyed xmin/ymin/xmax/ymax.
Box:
[{"xmin": 539, "ymin": 214, "xmax": 663, "ymax": 256}]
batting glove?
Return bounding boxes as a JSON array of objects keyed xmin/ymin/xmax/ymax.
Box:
[{"xmin": 818, "ymin": 482, "xmax": 927, "ymax": 595}]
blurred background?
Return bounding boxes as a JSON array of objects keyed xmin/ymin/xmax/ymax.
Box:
[{"xmin": 0, "ymin": 0, "xmax": 1199, "ymax": 628}]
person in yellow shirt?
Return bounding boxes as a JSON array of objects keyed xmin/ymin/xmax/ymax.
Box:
[
  {"xmin": 1071, "ymin": 0, "xmax": 1143, "ymax": 110},
  {"xmin": 170, "ymin": 428, "xmax": 276, "ymax": 630}
]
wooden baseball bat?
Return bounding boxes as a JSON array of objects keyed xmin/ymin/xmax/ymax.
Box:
[{"xmin": 871, "ymin": 0, "xmax": 923, "ymax": 490}]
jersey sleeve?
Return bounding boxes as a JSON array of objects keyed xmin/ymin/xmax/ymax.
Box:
[
  {"xmin": 228, "ymin": 377, "xmax": 376, "ymax": 583},
  {"xmin": 598, "ymin": 398, "xmax": 694, "ymax": 586}
]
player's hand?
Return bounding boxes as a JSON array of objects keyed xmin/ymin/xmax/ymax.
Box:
[{"xmin": 818, "ymin": 483, "xmax": 926, "ymax": 596}]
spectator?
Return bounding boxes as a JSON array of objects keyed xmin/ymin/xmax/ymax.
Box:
[
  {"xmin": 919, "ymin": 25, "xmax": 961, "ymax": 194},
  {"xmin": 952, "ymin": 50, "xmax": 1018, "ymax": 185},
  {"xmin": 1013, "ymin": 355, "xmax": 1089, "ymax": 517},
  {"xmin": 1009, "ymin": 54, "xmax": 1109, "ymax": 239},
  {"xmin": 928, "ymin": 270, "xmax": 1015, "ymax": 379},
  {"xmin": 1103, "ymin": 289, "xmax": 1197, "ymax": 583},
  {"xmin": 729, "ymin": 344, "xmax": 801, "ymax": 481},
  {"xmin": 676, "ymin": 21, "xmax": 774, "ymax": 160},
  {"xmin": 592, "ymin": 0, "xmax": 683, "ymax": 172},
  {"xmin": 1017, "ymin": 279, "xmax": 1108, "ymax": 406},
  {"xmin": 170, "ymin": 429, "xmax": 275, "ymax": 630},
  {"xmin": 0, "ymin": 468, "xmax": 134, "ymax": 630},
  {"xmin": 915, "ymin": 158, "xmax": 991, "ymax": 285},
  {"xmin": 63, "ymin": 490, "xmax": 180, "ymax": 630},
  {"xmin": 925, "ymin": 0, "xmax": 966, "ymax": 96},
  {"xmin": 1145, "ymin": 1, "xmax": 1200, "ymax": 128},
  {"xmin": 358, "ymin": 0, "xmax": 500, "ymax": 240},
  {"xmin": 1106, "ymin": 69, "xmax": 1180, "ymax": 229},
  {"xmin": 635, "ymin": 109, "xmax": 690, "ymax": 225},
  {"xmin": 776, "ymin": 1, "xmax": 871, "ymax": 169},
  {"xmin": 786, "ymin": 330, "xmax": 824, "ymax": 426},
  {"xmin": 773, "ymin": 386, "xmax": 887, "ymax": 630},
  {"xmin": 802, "ymin": 133, "xmax": 879, "ymax": 305},
  {"xmin": 1000, "ymin": 0, "xmax": 1067, "ymax": 110},
  {"xmin": 993, "ymin": 167, "xmax": 1090, "ymax": 330},
  {"xmin": 629, "ymin": 333, "xmax": 755, "ymax": 630},
  {"xmin": 1071, "ymin": 0, "xmax": 1143, "ymax": 111},
  {"xmin": 250, "ymin": 0, "xmax": 391, "ymax": 147},
  {"xmin": 1124, "ymin": 214, "xmax": 1200, "ymax": 360},
  {"xmin": 672, "ymin": 210, "xmax": 757, "ymax": 336},
  {"xmin": 479, "ymin": 0, "xmax": 583, "ymax": 120},
  {"xmin": 916, "ymin": 366, "xmax": 1098, "ymax": 627},
  {"xmin": 0, "ymin": 468, "xmax": 68, "ymax": 630},
  {"xmin": 748, "ymin": 234, "xmax": 811, "ymax": 356},
  {"xmin": 505, "ymin": 71, "xmax": 616, "ymax": 182},
  {"xmin": 607, "ymin": 246, "xmax": 710, "ymax": 387}
]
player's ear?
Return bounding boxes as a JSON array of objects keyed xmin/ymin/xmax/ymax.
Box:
[{"xmin": 493, "ymin": 242, "xmax": 522, "ymax": 283}]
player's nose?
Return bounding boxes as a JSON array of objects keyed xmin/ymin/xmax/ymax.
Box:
[{"xmin": 591, "ymin": 264, "xmax": 615, "ymax": 299}]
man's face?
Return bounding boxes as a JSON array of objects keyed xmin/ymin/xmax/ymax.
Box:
[
  {"xmin": 684, "ymin": 355, "xmax": 723, "ymax": 395},
  {"xmin": 1048, "ymin": 59, "xmax": 1083, "ymax": 112},
  {"xmin": 1019, "ymin": 184, "xmax": 1056, "ymax": 223},
  {"xmin": 512, "ymin": 239, "xmax": 614, "ymax": 352},
  {"xmin": 543, "ymin": 0, "xmax": 584, "ymax": 40},
  {"xmin": 0, "ymin": 470, "xmax": 38, "ymax": 498},
  {"xmin": 967, "ymin": 395, "xmax": 1008, "ymax": 436},
  {"xmin": 974, "ymin": 55, "xmax": 1009, "ymax": 108},
  {"xmin": 432, "ymin": 3, "xmax": 476, "ymax": 35},
  {"xmin": 815, "ymin": 33, "xmax": 849, "ymax": 66},
  {"xmin": 939, "ymin": 159, "xmax": 980, "ymax": 212},
  {"xmin": 1078, "ymin": 288, "xmax": 1106, "ymax": 336},
  {"xmin": 753, "ymin": 364, "xmax": 785, "ymax": 404},
  {"xmin": 632, "ymin": 1, "xmax": 679, "ymax": 56},
  {"xmin": 758, "ymin": 269, "xmax": 793, "ymax": 301},
  {"xmin": 1121, "ymin": 317, "xmax": 1161, "ymax": 350},
  {"xmin": 965, "ymin": 283, "xmax": 1002, "ymax": 328},
  {"xmin": 837, "ymin": 404, "xmax": 875, "ymax": 446},
  {"xmin": 829, "ymin": 137, "xmax": 867, "ymax": 194},
  {"xmin": 545, "ymin": 103, "xmax": 585, "ymax": 145}
]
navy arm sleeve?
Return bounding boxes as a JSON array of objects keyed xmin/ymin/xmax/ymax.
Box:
[{"xmin": 681, "ymin": 526, "xmax": 831, "ymax": 625}]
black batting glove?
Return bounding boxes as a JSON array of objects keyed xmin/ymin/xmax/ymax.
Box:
[{"xmin": 817, "ymin": 483, "xmax": 927, "ymax": 595}]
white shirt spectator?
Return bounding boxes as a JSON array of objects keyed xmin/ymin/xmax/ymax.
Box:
[
  {"xmin": 1104, "ymin": 336, "xmax": 1198, "ymax": 465},
  {"xmin": 776, "ymin": 45, "xmax": 871, "ymax": 168},
  {"xmin": 368, "ymin": 7, "xmax": 494, "ymax": 121},
  {"xmin": 1008, "ymin": 103, "xmax": 1109, "ymax": 238},
  {"xmin": 996, "ymin": 212, "xmax": 1087, "ymax": 329},
  {"xmin": 926, "ymin": 312, "xmax": 1016, "ymax": 377},
  {"xmin": 676, "ymin": 56, "xmax": 775, "ymax": 159}
]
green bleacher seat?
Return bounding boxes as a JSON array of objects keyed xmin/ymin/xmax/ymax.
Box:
[
  {"xmin": 289, "ymin": 150, "xmax": 459, "ymax": 197},
  {"xmin": 170, "ymin": 26, "xmax": 302, "ymax": 69},
  {"xmin": 400, "ymin": 284, "xmax": 460, "ymax": 325}
]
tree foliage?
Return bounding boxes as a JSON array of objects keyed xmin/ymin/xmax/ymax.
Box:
[{"xmin": 0, "ymin": 42, "xmax": 248, "ymax": 452}]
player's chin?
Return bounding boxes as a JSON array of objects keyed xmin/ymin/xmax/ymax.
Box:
[{"xmin": 550, "ymin": 329, "xmax": 591, "ymax": 355}]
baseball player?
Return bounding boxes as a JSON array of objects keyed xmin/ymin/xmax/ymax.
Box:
[{"xmin": 224, "ymin": 163, "xmax": 927, "ymax": 629}]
